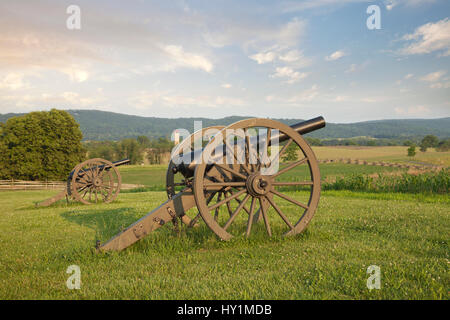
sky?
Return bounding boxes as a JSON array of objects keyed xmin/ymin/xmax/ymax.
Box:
[{"xmin": 0, "ymin": 0, "xmax": 449, "ymax": 123}]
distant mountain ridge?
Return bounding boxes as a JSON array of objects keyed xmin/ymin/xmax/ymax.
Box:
[{"xmin": 1, "ymin": 110, "xmax": 449, "ymax": 141}]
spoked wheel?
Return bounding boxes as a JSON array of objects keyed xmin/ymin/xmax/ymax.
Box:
[
  {"xmin": 166, "ymin": 126, "xmax": 241, "ymax": 227},
  {"xmin": 193, "ymin": 119, "xmax": 321, "ymax": 240},
  {"xmin": 69, "ymin": 158, "xmax": 121, "ymax": 205}
]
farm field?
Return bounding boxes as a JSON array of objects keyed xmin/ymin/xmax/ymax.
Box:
[
  {"xmin": 0, "ymin": 189, "xmax": 448, "ymax": 299},
  {"xmin": 311, "ymin": 146, "xmax": 450, "ymax": 167}
]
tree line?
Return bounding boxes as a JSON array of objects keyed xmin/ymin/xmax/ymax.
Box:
[
  {"xmin": 0, "ymin": 109, "xmax": 448, "ymax": 180},
  {"xmin": 84, "ymin": 136, "xmax": 174, "ymax": 165}
]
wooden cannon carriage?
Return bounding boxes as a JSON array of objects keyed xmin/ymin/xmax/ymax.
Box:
[
  {"xmin": 99, "ymin": 117, "xmax": 326, "ymax": 251},
  {"xmin": 37, "ymin": 158, "xmax": 129, "ymax": 207}
]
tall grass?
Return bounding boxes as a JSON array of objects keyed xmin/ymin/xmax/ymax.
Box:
[{"xmin": 323, "ymin": 169, "xmax": 449, "ymax": 194}]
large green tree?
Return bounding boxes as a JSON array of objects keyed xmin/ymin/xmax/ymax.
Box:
[
  {"xmin": 0, "ymin": 109, "xmax": 85, "ymax": 180},
  {"xmin": 419, "ymin": 134, "xmax": 439, "ymax": 152}
]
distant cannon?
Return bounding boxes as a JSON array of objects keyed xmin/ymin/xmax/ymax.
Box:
[
  {"xmin": 98, "ymin": 117, "xmax": 326, "ymax": 251},
  {"xmin": 36, "ymin": 158, "xmax": 130, "ymax": 207}
]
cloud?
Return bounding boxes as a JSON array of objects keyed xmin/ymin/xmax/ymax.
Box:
[
  {"xmin": 404, "ymin": 73, "xmax": 414, "ymax": 79},
  {"xmin": 0, "ymin": 73, "xmax": 29, "ymax": 90},
  {"xmin": 333, "ymin": 95, "xmax": 350, "ymax": 102},
  {"xmin": 162, "ymin": 45, "xmax": 213, "ymax": 72},
  {"xmin": 399, "ymin": 18, "xmax": 450, "ymax": 56},
  {"xmin": 130, "ymin": 90, "xmax": 246, "ymax": 109},
  {"xmin": 385, "ymin": 1, "xmax": 396, "ymax": 10},
  {"xmin": 384, "ymin": 0, "xmax": 438, "ymax": 11},
  {"xmin": 249, "ymin": 52, "xmax": 277, "ymax": 64},
  {"xmin": 282, "ymin": 0, "xmax": 370, "ymax": 13},
  {"xmin": 204, "ymin": 17, "xmax": 306, "ymax": 51},
  {"xmin": 420, "ymin": 70, "xmax": 446, "ymax": 82},
  {"xmin": 61, "ymin": 68, "xmax": 90, "ymax": 82},
  {"xmin": 287, "ymin": 85, "xmax": 319, "ymax": 103},
  {"xmin": 429, "ymin": 82, "xmax": 450, "ymax": 89},
  {"xmin": 221, "ymin": 83, "xmax": 232, "ymax": 89},
  {"xmin": 249, "ymin": 49, "xmax": 311, "ymax": 69},
  {"xmin": 271, "ymin": 67, "xmax": 308, "ymax": 84},
  {"xmin": 394, "ymin": 105, "xmax": 430, "ymax": 115},
  {"xmin": 325, "ymin": 50, "xmax": 347, "ymax": 61}
]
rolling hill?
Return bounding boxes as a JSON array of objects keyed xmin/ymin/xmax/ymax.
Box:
[{"xmin": 1, "ymin": 110, "xmax": 449, "ymax": 141}]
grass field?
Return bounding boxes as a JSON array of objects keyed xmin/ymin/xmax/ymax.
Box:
[
  {"xmin": 0, "ymin": 188, "xmax": 448, "ymax": 299},
  {"xmin": 1, "ymin": 153, "xmax": 448, "ymax": 300}
]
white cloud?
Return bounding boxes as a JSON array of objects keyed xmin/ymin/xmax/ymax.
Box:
[
  {"xmin": 384, "ymin": 0, "xmax": 438, "ymax": 11},
  {"xmin": 404, "ymin": 73, "xmax": 414, "ymax": 79},
  {"xmin": 130, "ymin": 91, "xmax": 246, "ymax": 109},
  {"xmin": 384, "ymin": 0, "xmax": 396, "ymax": 10},
  {"xmin": 0, "ymin": 73, "xmax": 29, "ymax": 90},
  {"xmin": 399, "ymin": 18, "xmax": 450, "ymax": 56},
  {"xmin": 429, "ymin": 82, "xmax": 450, "ymax": 89},
  {"xmin": 420, "ymin": 70, "xmax": 446, "ymax": 82},
  {"xmin": 265, "ymin": 95, "xmax": 275, "ymax": 102},
  {"xmin": 249, "ymin": 51, "xmax": 277, "ymax": 64},
  {"xmin": 288, "ymin": 85, "xmax": 319, "ymax": 103},
  {"xmin": 61, "ymin": 68, "xmax": 90, "ymax": 82},
  {"xmin": 204, "ymin": 17, "xmax": 306, "ymax": 51},
  {"xmin": 162, "ymin": 95, "xmax": 246, "ymax": 107},
  {"xmin": 271, "ymin": 67, "xmax": 308, "ymax": 84},
  {"xmin": 325, "ymin": 50, "xmax": 347, "ymax": 61},
  {"xmin": 333, "ymin": 95, "xmax": 349, "ymax": 102},
  {"xmin": 394, "ymin": 105, "xmax": 430, "ymax": 115},
  {"xmin": 162, "ymin": 45, "xmax": 213, "ymax": 73},
  {"xmin": 221, "ymin": 83, "xmax": 232, "ymax": 89},
  {"xmin": 249, "ymin": 49, "xmax": 311, "ymax": 69}
]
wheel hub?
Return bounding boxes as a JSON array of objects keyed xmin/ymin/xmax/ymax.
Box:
[
  {"xmin": 93, "ymin": 177, "xmax": 102, "ymax": 187},
  {"xmin": 246, "ymin": 173, "xmax": 271, "ymax": 197}
]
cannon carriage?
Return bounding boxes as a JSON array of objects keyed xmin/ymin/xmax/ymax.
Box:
[
  {"xmin": 99, "ymin": 116, "xmax": 326, "ymax": 251},
  {"xmin": 37, "ymin": 158, "xmax": 129, "ymax": 207}
]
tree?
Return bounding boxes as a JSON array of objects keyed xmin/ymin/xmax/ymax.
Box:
[
  {"xmin": 407, "ymin": 145, "xmax": 416, "ymax": 158},
  {"xmin": 0, "ymin": 109, "xmax": 85, "ymax": 180},
  {"xmin": 305, "ymin": 137, "xmax": 322, "ymax": 146},
  {"xmin": 137, "ymin": 135, "xmax": 150, "ymax": 148},
  {"xmin": 436, "ymin": 139, "xmax": 450, "ymax": 152},
  {"xmin": 147, "ymin": 137, "xmax": 174, "ymax": 164},
  {"xmin": 403, "ymin": 140, "xmax": 413, "ymax": 147},
  {"xmin": 115, "ymin": 138, "xmax": 143, "ymax": 164},
  {"xmin": 419, "ymin": 135, "xmax": 439, "ymax": 152},
  {"xmin": 87, "ymin": 141, "xmax": 116, "ymax": 160},
  {"xmin": 282, "ymin": 142, "xmax": 298, "ymax": 162}
]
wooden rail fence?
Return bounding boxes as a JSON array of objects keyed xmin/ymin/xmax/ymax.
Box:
[{"xmin": 0, "ymin": 180, "xmax": 65, "ymax": 190}]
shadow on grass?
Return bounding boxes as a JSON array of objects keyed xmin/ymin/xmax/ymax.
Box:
[
  {"xmin": 61, "ymin": 207, "xmax": 141, "ymax": 242},
  {"xmin": 60, "ymin": 206, "xmax": 313, "ymax": 255}
]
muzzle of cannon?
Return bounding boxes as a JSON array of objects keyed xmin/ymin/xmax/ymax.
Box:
[
  {"xmin": 36, "ymin": 158, "xmax": 130, "ymax": 207},
  {"xmin": 98, "ymin": 117, "xmax": 325, "ymax": 252}
]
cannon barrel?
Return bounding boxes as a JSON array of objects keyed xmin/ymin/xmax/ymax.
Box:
[
  {"xmin": 176, "ymin": 117, "xmax": 325, "ymax": 177},
  {"xmin": 111, "ymin": 158, "xmax": 131, "ymax": 167},
  {"xmin": 271, "ymin": 116, "xmax": 325, "ymax": 144}
]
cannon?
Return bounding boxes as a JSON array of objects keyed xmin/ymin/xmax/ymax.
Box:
[
  {"xmin": 37, "ymin": 158, "xmax": 130, "ymax": 207},
  {"xmin": 99, "ymin": 117, "xmax": 325, "ymax": 251}
]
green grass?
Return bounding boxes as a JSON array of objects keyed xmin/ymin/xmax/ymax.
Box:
[{"xmin": 0, "ymin": 189, "xmax": 448, "ymax": 299}]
